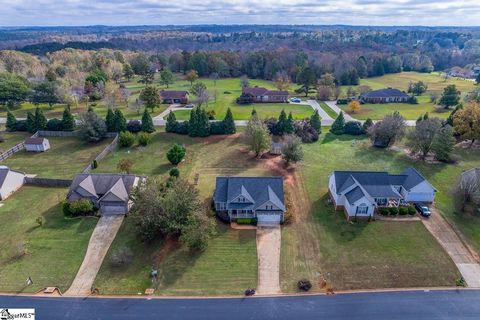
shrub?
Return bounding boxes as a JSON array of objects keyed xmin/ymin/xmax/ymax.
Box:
[
  {"xmin": 389, "ymin": 207, "xmax": 399, "ymax": 215},
  {"xmin": 138, "ymin": 132, "xmax": 151, "ymax": 146},
  {"xmin": 399, "ymin": 207, "xmax": 408, "ymax": 215},
  {"xmin": 407, "ymin": 206, "xmax": 416, "ymax": 215},
  {"xmin": 297, "ymin": 279, "xmax": 312, "ymax": 292},
  {"xmin": 15, "ymin": 120, "xmax": 28, "ymax": 131},
  {"xmin": 110, "ymin": 247, "xmax": 134, "ymax": 268},
  {"xmin": 127, "ymin": 120, "xmax": 142, "ymax": 133},
  {"xmin": 175, "ymin": 121, "xmax": 189, "ymax": 135},
  {"xmin": 167, "ymin": 143, "xmax": 186, "ymax": 165},
  {"xmin": 169, "ymin": 168, "xmax": 180, "ymax": 178},
  {"xmin": 236, "ymin": 218, "xmax": 257, "ymax": 225},
  {"xmin": 91, "ymin": 159, "xmax": 98, "ymax": 169},
  {"xmin": 344, "ymin": 121, "xmax": 365, "ymax": 135},
  {"xmin": 224, "ymin": 91, "xmax": 231, "ymax": 94},
  {"xmin": 118, "ymin": 131, "xmax": 135, "ymax": 147},
  {"xmin": 68, "ymin": 199, "xmax": 94, "ymax": 217},
  {"xmin": 378, "ymin": 207, "xmax": 389, "ymax": 216},
  {"xmin": 210, "ymin": 121, "xmax": 226, "ymax": 135},
  {"xmin": 62, "ymin": 201, "xmax": 71, "ymax": 217},
  {"xmin": 46, "ymin": 118, "xmax": 63, "ymax": 131}
]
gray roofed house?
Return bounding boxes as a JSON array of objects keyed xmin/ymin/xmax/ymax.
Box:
[
  {"xmin": 213, "ymin": 176, "xmax": 285, "ymax": 225},
  {"xmin": 360, "ymin": 88, "xmax": 410, "ymax": 104},
  {"xmin": 328, "ymin": 167, "xmax": 436, "ymax": 220},
  {"xmin": 241, "ymin": 87, "xmax": 289, "ymax": 103},
  {"xmin": 0, "ymin": 166, "xmax": 25, "ymax": 200},
  {"xmin": 67, "ymin": 173, "xmax": 141, "ymax": 215}
]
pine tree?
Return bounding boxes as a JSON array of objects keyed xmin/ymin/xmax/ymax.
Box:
[
  {"xmin": 195, "ymin": 107, "xmax": 211, "ymax": 137},
  {"xmin": 188, "ymin": 108, "xmax": 198, "ymax": 137},
  {"xmin": 113, "ymin": 109, "xmax": 127, "ymax": 132},
  {"xmin": 223, "ymin": 108, "xmax": 236, "ymax": 134},
  {"xmin": 330, "ymin": 111, "xmax": 345, "ymax": 135},
  {"xmin": 423, "ymin": 112, "xmax": 429, "ymax": 121},
  {"xmin": 431, "ymin": 124, "xmax": 455, "ymax": 162},
  {"xmin": 26, "ymin": 111, "xmax": 36, "ymax": 133},
  {"xmin": 277, "ymin": 109, "xmax": 288, "ymax": 135},
  {"xmin": 251, "ymin": 108, "xmax": 257, "ymax": 117},
  {"xmin": 6, "ymin": 110, "xmax": 17, "ymax": 132},
  {"xmin": 166, "ymin": 111, "xmax": 178, "ymax": 133},
  {"xmin": 34, "ymin": 107, "xmax": 47, "ymax": 131},
  {"xmin": 285, "ymin": 112, "xmax": 295, "ymax": 134},
  {"xmin": 416, "ymin": 115, "xmax": 423, "ymax": 123},
  {"xmin": 105, "ymin": 108, "xmax": 115, "ymax": 132},
  {"xmin": 62, "ymin": 106, "xmax": 75, "ymax": 131},
  {"xmin": 141, "ymin": 108, "xmax": 155, "ymax": 133},
  {"xmin": 310, "ymin": 109, "xmax": 321, "ymax": 133}
]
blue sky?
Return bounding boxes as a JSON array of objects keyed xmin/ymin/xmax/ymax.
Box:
[{"xmin": 0, "ymin": 0, "xmax": 479, "ymax": 26}]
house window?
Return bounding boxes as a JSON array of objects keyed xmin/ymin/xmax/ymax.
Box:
[{"xmin": 356, "ymin": 205, "xmax": 368, "ymax": 214}]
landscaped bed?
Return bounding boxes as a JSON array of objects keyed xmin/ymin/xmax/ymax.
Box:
[
  {"xmin": 2, "ymin": 136, "xmax": 112, "ymax": 179},
  {"xmin": 0, "ymin": 186, "xmax": 97, "ymax": 293}
]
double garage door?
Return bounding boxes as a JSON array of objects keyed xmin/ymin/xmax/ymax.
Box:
[
  {"xmin": 256, "ymin": 211, "xmax": 283, "ymax": 225},
  {"xmin": 405, "ymin": 192, "xmax": 434, "ymax": 203},
  {"xmin": 101, "ymin": 205, "xmax": 127, "ymax": 215}
]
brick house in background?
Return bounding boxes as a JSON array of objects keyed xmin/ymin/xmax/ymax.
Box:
[
  {"xmin": 160, "ymin": 90, "xmax": 189, "ymax": 104},
  {"xmin": 359, "ymin": 88, "xmax": 410, "ymax": 104},
  {"xmin": 238, "ymin": 87, "xmax": 288, "ymax": 104}
]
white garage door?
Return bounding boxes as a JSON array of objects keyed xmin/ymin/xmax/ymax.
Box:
[
  {"xmin": 406, "ymin": 193, "xmax": 434, "ymax": 202},
  {"xmin": 101, "ymin": 206, "xmax": 126, "ymax": 215},
  {"xmin": 257, "ymin": 212, "xmax": 282, "ymax": 225}
]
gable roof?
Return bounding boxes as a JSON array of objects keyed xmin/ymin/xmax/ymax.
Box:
[
  {"xmin": 344, "ymin": 186, "xmax": 365, "ymax": 203},
  {"xmin": 242, "ymin": 87, "xmax": 288, "ymax": 96},
  {"xmin": 25, "ymin": 137, "xmax": 47, "ymax": 145},
  {"xmin": 360, "ymin": 88, "xmax": 409, "ymax": 99},
  {"xmin": 0, "ymin": 166, "xmax": 24, "ymax": 189},
  {"xmin": 214, "ymin": 176, "xmax": 285, "ymax": 211},
  {"xmin": 160, "ymin": 90, "xmax": 188, "ymax": 99},
  {"xmin": 68, "ymin": 173, "xmax": 137, "ymax": 203},
  {"xmin": 399, "ymin": 167, "xmax": 433, "ymax": 191}
]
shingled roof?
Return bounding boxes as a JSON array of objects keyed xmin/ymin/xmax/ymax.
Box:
[
  {"xmin": 67, "ymin": 173, "xmax": 137, "ymax": 203},
  {"xmin": 242, "ymin": 87, "xmax": 288, "ymax": 96},
  {"xmin": 360, "ymin": 88, "xmax": 409, "ymax": 99},
  {"xmin": 214, "ymin": 176, "xmax": 285, "ymax": 211},
  {"xmin": 160, "ymin": 90, "xmax": 189, "ymax": 99},
  {"xmin": 25, "ymin": 137, "xmax": 47, "ymax": 145}
]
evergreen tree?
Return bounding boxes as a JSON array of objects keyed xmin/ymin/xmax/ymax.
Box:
[
  {"xmin": 310, "ymin": 109, "xmax": 321, "ymax": 133},
  {"xmin": 362, "ymin": 118, "xmax": 373, "ymax": 132},
  {"xmin": 26, "ymin": 111, "xmax": 36, "ymax": 133},
  {"xmin": 141, "ymin": 108, "xmax": 155, "ymax": 133},
  {"xmin": 62, "ymin": 106, "xmax": 75, "ymax": 131},
  {"xmin": 222, "ymin": 107, "xmax": 236, "ymax": 134},
  {"xmin": 195, "ymin": 107, "xmax": 211, "ymax": 137},
  {"xmin": 330, "ymin": 111, "xmax": 345, "ymax": 135},
  {"xmin": 439, "ymin": 84, "xmax": 461, "ymax": 108},
  {"xmin": 416, "ymin": 115, "xmax": 423, "ymax": 123},
  {"xmin": 277, "ymin": 109, "xmax": 288, "ymax": 135},
  {"xmin": 423, "ymin": 112, "xmax": 429, "ymax": 121},
  {"xmin": 446, "ymin": 104, "xmax": 463, "ymax": 126},
  {"xmin": 6, "ymin": 110, "xmax": 17, "ymax": 132},
  {"xmin": 188, "ymin": 108, "xmax": 198, "ymax": 136},
  {"xmin": 113, "ymin": 109, "xmax": 127, "ymax": 132},
  {"xmin": 105, "ymin": 108, "xmax": 115, "ymax": 132},
  {"xmin": 431, "ymin": 125, "xmax": 456, "ymax": 162},
  {"xmin": 285, "ymin": 112, "xmax": 295, "ymax": 134},
  {"xmin": 166, "ymin": 111, "xmax": 178, "ymax": 133},
  {"xmin": 34, "ymin": 107, "xmax": 47, "ymax": 131},
  {"xmin": 251, "ymin": 108, "xmax": 257, "ymax": 117}
]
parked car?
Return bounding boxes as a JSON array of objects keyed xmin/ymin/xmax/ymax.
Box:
[
  {"xmin": 184, "ymin": 104, "xmax": 195, "ymax": 108},
  {"xmin": 414, "ymin": 203, "xmax": 431, "ymax": 217},
  {"xmin": 290, "ymin": 97, "xmax": 301, "ymax": 103}
]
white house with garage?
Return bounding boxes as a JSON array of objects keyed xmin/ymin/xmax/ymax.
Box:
[
  {"xmin": 213, "ymin": 176, "xmax": 285, "ymax": 225},
  {"xmin": 328, "ymin": 167, "xmax": 436, "ymax": 220},
  {"xmin": 0, "ymin": 166, "xmax": 26, "ymax": 200},
  {"xmin": 24, "ymin": 137, "xmax": 50, "ymax": 152}
]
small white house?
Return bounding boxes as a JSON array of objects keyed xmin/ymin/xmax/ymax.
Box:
[
  {"xmin": 25, "ymin": 137, "xmax": 50, "ymax": 152},
  {"xmin": 328, "ymin": 167, "xmax": 436, "ymax": 220},
  {"xmin": 0, "ymin": 166, "xmax": 26, "ymax": 200}
]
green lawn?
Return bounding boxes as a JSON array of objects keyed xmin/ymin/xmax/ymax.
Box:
[
  {"xmin": 0, "ymin": 186, "xmax": 97, "ymax": 293},
  {"xmin": 0, "ymin": 131, "xmax": 30, "ymax": 153},
  {"xmin": 280, "ymin": 132, "xmax": 462, "ymax": 292},
  {"xmin": 319, "ymin": 101, "xmax": 339, "ymax": 119},
  {"xmin": 2, "ymin": 136, "xmax": 111, "ymax": 178},
  {"xmin": 94, "ymin": 131, "xmax": 270, "ymax": 295},
  {"xmin": 340, "ymin": 95, "xmax": 451, "ymax": 120}
]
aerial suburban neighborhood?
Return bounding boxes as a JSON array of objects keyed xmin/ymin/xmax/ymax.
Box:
[{"xmin": 1, "ymin": 2, "xmax": 480, "ymax": 319}]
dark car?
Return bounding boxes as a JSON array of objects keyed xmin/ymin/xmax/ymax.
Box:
[{"xmin": 414, "ymin": 203, "xmax": 431, "ymax": 217}]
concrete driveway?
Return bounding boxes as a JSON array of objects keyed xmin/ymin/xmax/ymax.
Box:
[
  {"xmin": 256, "ymin": 226, "xmax": 281, "ymax": 295},
  {"xmin": 422, "ymin": 208, "xmax": 480, "ymax": 287},
  {"xmin": 65, "ymin": 215, "xmax": 124, "ymax": 296}
]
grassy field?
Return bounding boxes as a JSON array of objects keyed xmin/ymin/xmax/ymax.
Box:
[
  {"xmin": 2, "ymin": 136, "xmax": 111, "ymax": 178},
  {"xmin": 94, "ymin": 131, "xmax": 271, "ymax": 295},
  {"xmin": 0, "ymin": 131, "xmax": 30, "ymax": 153},
  {"xmin": 280, "ymin": 132, "xmax": 462, "ymax": 292},
  {"xmin": 319, "ymin": 101, "xmax": 339, "ymax": 119},
  {"xmin": 339, "ymin": 72, "xmax": 477, "ymax": 120},
  {"xmin": 0, "ymin": 186, "xmax": 97, "ymax": 293}
]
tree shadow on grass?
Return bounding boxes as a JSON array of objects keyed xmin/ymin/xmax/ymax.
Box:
[{"xmin": 322, "ymin": 132, "xmax": 368, "ymax": 144}]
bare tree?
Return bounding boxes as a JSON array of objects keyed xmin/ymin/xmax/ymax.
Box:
[{"xmin": 454, "ymin": 172, "xmax": 480, "ymax": 213}]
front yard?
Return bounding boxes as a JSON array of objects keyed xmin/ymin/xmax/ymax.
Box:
[
  {"xmin": 0, "ymin": 186, "xmax": 96, "ymax": 293},
  {"xmin": 280, "ymin": 132, "xmax": 462, "ymax": 292},
  {"xmin": 2, "ymin": 136, "xmax": 112, "ymax": 179}
]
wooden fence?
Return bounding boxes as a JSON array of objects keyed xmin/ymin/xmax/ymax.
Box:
[
  {"xmin": 0, "ymin": 142, "xmax": 25, "ymax": 161},
  {"xmin": 82, "ymin": 133, "xmax": 119, "ymax": 173},
  {"xmin": 25, "ymin": 177, "xmax": 72, "ymax": 187}
]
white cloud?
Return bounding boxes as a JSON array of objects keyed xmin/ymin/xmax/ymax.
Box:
[{"xmin": 0, "ymin": 0, "xmax": 479, "ymax": 26}]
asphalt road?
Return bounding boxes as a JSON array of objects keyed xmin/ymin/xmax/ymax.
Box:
[{"xmin": 1, "ymin": 289, "xmax": 480, "ymax": 320}]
